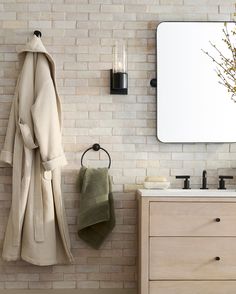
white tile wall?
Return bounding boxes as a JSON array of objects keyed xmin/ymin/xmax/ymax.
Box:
[{"xmin": 0, "ymin": 0, "xmax": 236, "ymax": 289}]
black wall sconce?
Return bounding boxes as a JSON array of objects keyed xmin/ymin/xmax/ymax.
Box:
[{"xmin": 110, "ymin": 40, "xmax": 128, "ymax": 95}]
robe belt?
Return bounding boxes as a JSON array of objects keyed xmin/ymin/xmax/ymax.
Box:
[
  {"xmin": 18, "ymin": 120, "xmax": 45, "ymax": 243},
  {"xmin": 11, "ymin": 131, "xmax": 23, "ymax": 246}
]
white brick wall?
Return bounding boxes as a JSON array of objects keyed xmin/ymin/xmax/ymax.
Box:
[{"xmin": 0, "ymin": 0, "xmax": 235, "ymax": 290}]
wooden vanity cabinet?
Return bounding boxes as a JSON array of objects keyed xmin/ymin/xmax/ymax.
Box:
[{"xmin": 138, "ymin": 191, "xmax": 236, "ymax": 294}]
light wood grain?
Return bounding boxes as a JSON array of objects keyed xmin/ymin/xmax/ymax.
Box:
[
  {"xmin": 138, "ymin": 195, "xmax": 236, "ymax": 294},
  {"xmin": 138, "ymin": 197, "xmax": 149, "ymax": 294},
  {"xmin": 150, "ymin": 202, "xmax": 236, "ymax": 236},
  {"xmin": 146, "ymin": 197, "xmax": 236, "ymax": 202},
  {"xmin": 150, "ymin": 237, "xmax": 236, "ymax": 280},
  {"xmin": 150, "ymin": 281, "xmax": 236, "ymax": 294}
]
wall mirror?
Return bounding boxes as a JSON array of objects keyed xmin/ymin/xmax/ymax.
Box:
[{"xmin": 157, "ymin": 21, "xmax": 236, "ymax": 143}]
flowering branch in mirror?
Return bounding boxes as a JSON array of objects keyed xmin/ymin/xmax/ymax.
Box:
[{"xmin": 202, "ymin": 22, "xmax": 236, "ymax": 102}]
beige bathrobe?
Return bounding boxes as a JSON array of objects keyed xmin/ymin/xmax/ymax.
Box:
[{"xmin": 0, "ymin": 36, "xmax": 74, "ymax": 265}]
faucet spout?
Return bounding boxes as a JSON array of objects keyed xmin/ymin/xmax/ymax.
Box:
[{"xmin": 201, "ymin": 170, "xmax": 208, "ymax": 189}]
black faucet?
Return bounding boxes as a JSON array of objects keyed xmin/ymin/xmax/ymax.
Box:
[{"xmin": 201, "ymin": 170, "xmax": 208, "ymax": 189}]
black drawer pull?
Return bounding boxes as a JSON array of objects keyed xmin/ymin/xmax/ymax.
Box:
[
  {"xmin": 215, "ymin": 256, "xmax": 221, "ymax": 261},
  {"xmin": 215, "ymin": 218, "xmax": 221, "ymax": 222}
]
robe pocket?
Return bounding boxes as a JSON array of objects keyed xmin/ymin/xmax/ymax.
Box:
[
  {"xmin": 18, "ymin": 119, "xmax": 38, "ymax": 150},
  {"xmin": 43, "ymin": 170, "xmax": 52, "ymax": 181}
]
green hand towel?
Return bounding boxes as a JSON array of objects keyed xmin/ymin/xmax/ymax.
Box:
[{"xmin": 77, "ymin": 166, "xmax": 115, "ymax": 249}]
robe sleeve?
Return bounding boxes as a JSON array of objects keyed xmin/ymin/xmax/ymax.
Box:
[
  {"xmin": 31, "ymin": 54, "xmax": 67, "ymax": 171},
  {"xmin": 0, "ymin": 98, "xmax": 16, "ymax": 166}
]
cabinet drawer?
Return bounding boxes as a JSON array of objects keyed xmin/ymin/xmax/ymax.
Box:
[
  {"xmin": 150, "ymin": 237, "xmax": 236, "ymax": 280},
  {"xmin": 150, "ymin": 281, "xmax": 236, "ymax": 294},
  {"xmin": 150, "ymin": 202, "xmax": 236, "ymax": 236}
]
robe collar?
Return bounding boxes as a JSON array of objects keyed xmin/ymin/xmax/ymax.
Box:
[
  {"xmin": 17, "ymin": 35, "xmax": 62, "ymax": 126},
  {"xmin": 17, "ymin": 35, "xmax": 55, "ymax": 69},
  {"xmin": 18, "ymin": 35, "xmax": 49, "ymax": 55}
]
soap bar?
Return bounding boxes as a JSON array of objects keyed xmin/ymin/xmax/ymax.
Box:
[{"xmin": 145, "ymin": 176, "xmax": 167, "ymax": 182}]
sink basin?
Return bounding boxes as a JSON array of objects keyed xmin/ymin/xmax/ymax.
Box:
[{"xmin": 138, "ymin": 189, "xmax": 236, "ymax": 197}]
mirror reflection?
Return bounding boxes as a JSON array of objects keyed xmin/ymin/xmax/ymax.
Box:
[{"xmin": 157, "ymin": 21, "xmax": 236, "ymax": 143}]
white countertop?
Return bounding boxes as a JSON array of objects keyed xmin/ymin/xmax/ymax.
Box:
[{"xmin": 137, "ymin": 189, "xmax": 236, "ymax": 197}]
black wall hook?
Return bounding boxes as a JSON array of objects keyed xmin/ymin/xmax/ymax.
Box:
[
  {"xmin": 81, "ymin": 143, "xmax": 111, "ymax": 169},
  {"xmin": 34, "ymin": 30, "xmax": 42, "ymax": 38}
]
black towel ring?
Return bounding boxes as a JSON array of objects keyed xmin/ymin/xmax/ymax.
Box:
[{"xmin": 81, "ymin": 143, "xmax": 111, "ymax": 169}]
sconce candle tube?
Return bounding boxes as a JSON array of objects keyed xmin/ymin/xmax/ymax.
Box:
[{"xmin": 110, "ymin": 40, "xmax": 128, "ymax": 95}]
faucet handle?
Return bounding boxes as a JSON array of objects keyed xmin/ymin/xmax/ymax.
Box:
[
  {"xmin": 176, "ymin": 175, "xmax": 191, "ymax": 189},
  {"xmin": 219, "ymin": 175, "xmax": 233, "ymax": 179},
  {"xmin": 218, "ymin": 175, "xmax": 233, "ymax": 190}
]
